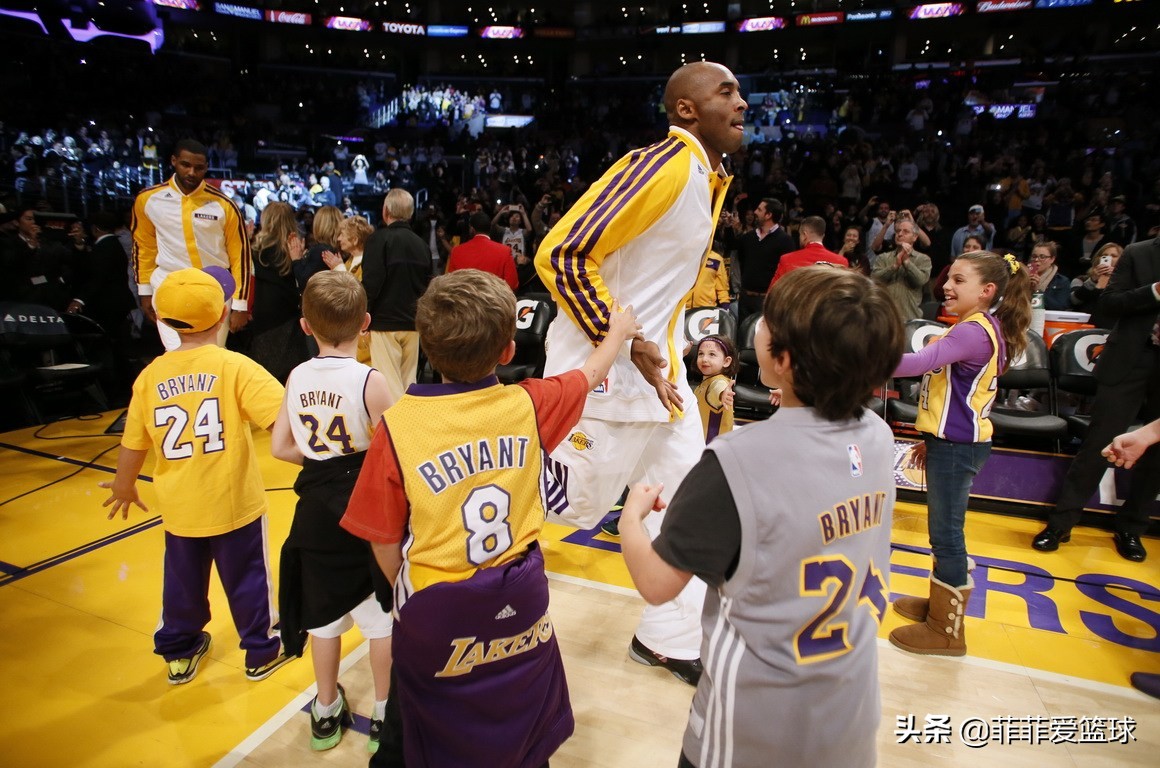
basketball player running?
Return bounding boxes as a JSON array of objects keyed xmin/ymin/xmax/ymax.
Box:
[{"xmin": 534, "ymin": 61, "xmax": 746, "ymax": 684}]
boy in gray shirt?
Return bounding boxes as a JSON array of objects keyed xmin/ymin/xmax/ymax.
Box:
[{"xmin": 620, "ymin": 267, "xmax": 904, "ymax": 768}]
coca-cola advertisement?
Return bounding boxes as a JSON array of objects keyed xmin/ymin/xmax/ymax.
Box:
[{"xmin": 264, "ymin": 10, "xmax": 311, "ymax": 25}]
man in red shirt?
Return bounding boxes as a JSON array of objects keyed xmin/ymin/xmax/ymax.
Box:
[
  {"xmin": 446, "ymin": 212, "xmax": 518, "ymax": 291},
  {"xmin": 769, "ymin": 215, "xmax": 848, "ymax": 288}
]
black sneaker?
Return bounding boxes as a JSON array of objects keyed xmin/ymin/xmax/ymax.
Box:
[
  {"xmin": 167, "ymin": 631, "xmax": 212, "ymax": 685},
  {"xmin": 600, "ymin": 515, "xmax": 621, "ymax": 537},
  {"xmin": 245, "ymin": 648, "xmax": 295, "ymax": 681},
  {"xmin": 310, "ymin": 684, "xmax": 351, "ymax": 751},
  {"xmin": 368, "ymin": 712, "xmax": 384, "ymax": 754},
  {"xmin": 628, "ymin": 635, "xmax": 702, "ymax": 686}
]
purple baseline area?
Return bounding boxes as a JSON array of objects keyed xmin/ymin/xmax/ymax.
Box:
[{"xmin": 893, "ymin": 440, "xmax": 1160, "ymax": 519}]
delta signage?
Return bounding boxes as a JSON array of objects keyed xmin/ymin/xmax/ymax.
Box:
[
  {"xmin": 977, "ymin": 0, "xmax": 1032, "ymax": 10},
  {"xmin": 214, "ymin": 2, "xmax": 261, "ymax": 20},
  {"xmin": 383, "ymin": 21, "xmax": 426, "ymax": 35},
  {"xmin": 796, "ymin": 12, "xmax": 844, "ymax": 26},
  {"xmin": 847, "ymin": 9, "xmax": 895, "ymax": 21},
  {"xmin": 479, "ymin": 25, "xmax": 523, "ymax": 38},
  {"xmin": 325, "ymin": 16, "xmax": 373, "ymax": 31},
  {"xmin": 908, "ymin": 3, "xmax": 965, "ymax": 18},
  {"xmin": 265, "ymin": 10, "xmax": 310, "ymax": 25},
  {"xmin": 737, "ymin": 16, "xmax": 787, "ymax": 32}
]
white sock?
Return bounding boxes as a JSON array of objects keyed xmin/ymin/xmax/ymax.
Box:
[
  {"xmin": 313, "ymin": 692, "xmax": 343, "ymax": 719},
  {"xmin": 373, "ymin": 699, "xmax": 388, "ymax": 721}
]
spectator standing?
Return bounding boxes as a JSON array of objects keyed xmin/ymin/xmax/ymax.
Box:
[
  {"xmin": 950, "ymin": 204, "xmax": 995, "ymax": 260},
  {"xmin": 871, "ymin": 218, "xmax": 931, "ymax": 321},
  {"xmin": 446, "ymin": 212, "xmax": 518, "ymax": 291},
  {"xmin": 735, "ymin": 197, "xmax": 794, "ymax": 320},
  {"xmin": 362, "ymin": 189, "xmax": 432, "ymax": 402}
]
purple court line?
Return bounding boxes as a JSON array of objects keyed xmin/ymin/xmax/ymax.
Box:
[
  {"xmin": 297, "ymin": 702, "xmax": 375, "ymax": 737},
  {"xmin": 0, "ymin": 440, "xmax": 156, "ymax": 586}
]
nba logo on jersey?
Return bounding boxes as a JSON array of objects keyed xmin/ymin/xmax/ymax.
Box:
[
  {"xmin": 593, "ymin": 377, "xmax": 610, "ymax": 395},
  {"xmin": 847, "ymin": 444, "xmax": 863, "ymax": 478}
]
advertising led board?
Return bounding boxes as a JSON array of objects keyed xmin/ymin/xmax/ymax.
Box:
[
  {"xmin": 796, "ymin": 12, "xmax": 844, "ymax": 25},
  {"xmin": 908, "ymin": 3, "xmax": 965, "ymax": 19},
  {"xmin": 383, "ymin": 21, "xmax": 426, "ymax": 34},
  {"xmin": 737, "ymin": 16, "xmax": 787, "ymax": 31},
  {"xmin": 976, "ymin": 0, "xmax": 1032, "ymax": 11},
  {"xmin": 215, "ymin": 2, "xmax": 262, "ymax": 20},
  {"xmin": 265, "ymin": 10, "xmax": 311, "ymax": 24},
  {"xmin": 428, "ymin": 24, "xmax": 469, "ymax": 36},
  {"xmin": 325, "ymin": 16, "xmax": 373, "ymax": 31},
  {"xmin": 479, "ymin": 25, "xmax": 523, "ymax": 38}
]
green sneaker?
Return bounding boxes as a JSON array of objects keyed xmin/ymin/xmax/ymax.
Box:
[
  {"xmin": 368, "ymin": 714, "xmax": 383, "ymax": 754},
  {"xmin": 167, "ymin": 632, "xmax": 211, "ymax": 685},
  {"xmin": 310, "ymin": 684, "xmax": 351, "ymax": 751},
  {"xmin": 600, "ymin": 515, "xmax": 621, "ymax": 537}
]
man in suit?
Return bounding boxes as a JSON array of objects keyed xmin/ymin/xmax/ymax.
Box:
[
  {"xmin": 446, "ymin": 212, "xmax": 518, "ymax": 291},
  {"xmin": 67, "ymin": 212, "xmax": 135, "ymax": 334},
  {"xmin": 734, "ymin": 197, "xmax": 794, "ymax": 322},
  {"xmin": 1033, "ymin": 236, "xmax": 1160, "ymax": 561}
]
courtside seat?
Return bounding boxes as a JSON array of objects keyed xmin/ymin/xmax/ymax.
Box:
[
  {"xmin": 989, "ymin": 331, "xmax": 1068, "ymax": 443},
  {"xmin": 496, "ymin": 297, "xmax": 554, "ymax": 384},
  {"xmin": 733, "ymin": 313, "xmax": 775, "ymax": 420},
  {"xmin": 1049, "ymin": 328, "xmax": 1109, "ymax": 440},
  {"xmin": 0, "ymin": 302, "xmax": 108, "ymax": 422}
]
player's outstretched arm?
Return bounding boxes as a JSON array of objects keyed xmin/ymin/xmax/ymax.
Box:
[
  {"xmin": 579, "ymin": 304, "xmax": 640, "ymax": 391},
  {"xmin": 99, "ymin": 447, "xmax": 150, "ymax": 520},
  {"xmin": 620, "ymin": 483, "xmax": 693, "ymax": 604}
]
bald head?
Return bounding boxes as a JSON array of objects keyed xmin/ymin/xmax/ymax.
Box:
[{"xmin": 664, "ymin": 62, "xmax": 730, "ymax": 124}]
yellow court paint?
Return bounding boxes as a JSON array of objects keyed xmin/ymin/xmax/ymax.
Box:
[{"xmin": 0, "ymin": 412, "xmax": 1155, "ymax": 767}]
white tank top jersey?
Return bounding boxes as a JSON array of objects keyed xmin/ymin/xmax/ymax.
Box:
[{"xmin": 284, "ymin": 356, "xmax": 376, "ymax": 461}]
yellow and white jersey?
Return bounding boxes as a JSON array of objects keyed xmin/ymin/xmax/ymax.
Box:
[
  {"xmin": 122, "ymin": 345, "xmax": 284, "ymax": 536},
  {"xmin": 284, "ymin": 356, "xmax": 376, "ymax": 460},
  {"xmin": 132, "ymin": 177, "xmax": 252, "ymax": 309},
  {"xmin": 916, "ymin": 312, "xmax": 1002, "ymax": 443},
  {"xmin": 536, "ymin": 127, "xmax": 732, "ymax": 422},
  {"xmin": 686, "ymin": 249, "xmax": 731, "ymax": 309}
]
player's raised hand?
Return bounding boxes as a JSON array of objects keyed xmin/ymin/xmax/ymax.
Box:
[
  {"xmin": 99, "ymin": 480, "xmax": 149, "ymax": 520},
  {"xmin": 630, "ymin": 339, "xmax": 683, "ymax": 412}
]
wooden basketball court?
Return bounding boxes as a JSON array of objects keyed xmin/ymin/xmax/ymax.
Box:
[{"xmin": 1, "ymin": 412, "xmax": 1156, "ymax": 767}]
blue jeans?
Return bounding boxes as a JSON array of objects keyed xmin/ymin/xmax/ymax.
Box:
[{"xmin": 923, "ymin": 436, "xmax": 991, "ymax": 588}]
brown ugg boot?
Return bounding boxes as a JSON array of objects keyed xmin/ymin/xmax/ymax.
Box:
[
  {"xmin": 892, "ymin": 593, "xmax": 929, "ymax": 623},
  {"xmin": 889, "ymin": 576, "xmax": 971, "ymax": 656},
  {"xmin": 890, "ymin": 557, "xmax": 976, "ymax": 623}
]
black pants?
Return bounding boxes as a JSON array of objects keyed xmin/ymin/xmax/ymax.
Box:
[
  {"xmin": 1049, "ymin": 351, "xmax": 1160, "ymax": 535},
  {"xmin": 678, "ymin": 751, "xmax": 697, "ymax": 768}
]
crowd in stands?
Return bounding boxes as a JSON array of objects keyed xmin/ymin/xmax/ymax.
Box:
[{"xmin": 2, "ymin": 57, "xmax": 1158, "ymax": 413}]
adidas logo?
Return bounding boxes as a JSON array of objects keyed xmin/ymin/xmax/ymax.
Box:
[{"xmin": 494, "ymin": 605, "xmax": 517, "ymax": 620}]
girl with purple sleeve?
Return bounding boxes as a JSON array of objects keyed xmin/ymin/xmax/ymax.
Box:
[{"xmin": 889, "ymin": 252, "xmax": 1031, "ymax": 657}]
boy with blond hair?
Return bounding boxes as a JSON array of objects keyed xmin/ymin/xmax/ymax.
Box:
[
  {"xmin": 271, "ymin": 270, "xmax": 396, "ymax": 753},
  {"xmin": 102, "ymin": 267, "xmax": 292, "ymax": 685},
  {"xmin": 342, "ymin": 269, "xmax": 640, "ymax": 767}
]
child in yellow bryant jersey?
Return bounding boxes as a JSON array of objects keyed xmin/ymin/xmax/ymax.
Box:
[
  {"xmin": 101, "ymin": 267, "xmax": 294, "ymax": 686},
  {"xmin": 341, "ymin": 269, "xmax": 640, "ymax": 768},
  {"xmin": 692, "ymin": 334, "xmax": 738, "ymax": 443}
]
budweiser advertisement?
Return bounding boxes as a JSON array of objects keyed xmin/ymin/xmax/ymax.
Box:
[{"xmin": 977, "ymin": 0, "xmax": 1033, "ymax": 10}]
